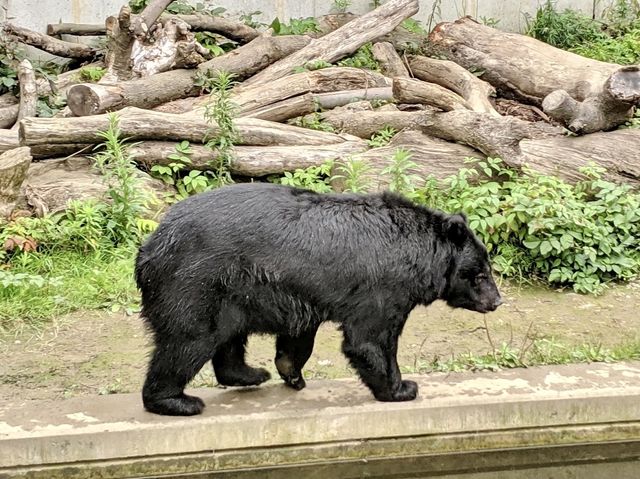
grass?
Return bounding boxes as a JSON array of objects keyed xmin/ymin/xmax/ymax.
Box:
[{"xmin": 0, "ymin": 247, "xmax": 138, "ymax": 333}]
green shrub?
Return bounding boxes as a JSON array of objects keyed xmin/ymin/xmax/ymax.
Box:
[
  {"xmin": 571, "ymin": 27, "xmax": 640, "ymax": 64},
  {"xmin": 270, "ymin": 17, "xmax": 320, "ymax": 35}
]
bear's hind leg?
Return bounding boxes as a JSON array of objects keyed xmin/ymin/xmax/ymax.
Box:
[
  {"xmin": 213, "ymin": 334, "xmax": 271, "ymax": 387},
  {"xmin": 143, "ymin": 337, "xmax": 213, "ymax": 416},
  {"xmin": 275, "ymin": 329, "xmax": 317, "ymax": 391}
]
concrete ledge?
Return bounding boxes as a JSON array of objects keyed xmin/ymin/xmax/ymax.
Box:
[{"xmin": 1, "ymin": 362, "xmax": 640, "ymax": 478}]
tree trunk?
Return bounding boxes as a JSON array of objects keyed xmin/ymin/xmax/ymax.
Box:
[
  {"xmin": 346, "ymin": 130, "xmax": 486, "ymax": 191},
  {"xmin": 393, "ymin": 77, "xmax": 470, "ymax": 111},
  {"xmin": 19, "ymin": 107, "xmax": 352, "ymax": 147},
  {"xmin": 67, "ymin": 35, "xmax": 311, "ymax": 116},
  {"xmin": 231, "ymin": 67, "xmax": 391, "ymax": 115},
  {"xmin": 242, "ymin": 0, "xmax": 419, "ymax": 88},
  {"xmin": 2, "ymin": 23, "xmax": 98, "ymax": 59},
  {"xmin": 131, "ymin": 140, "xmax": 368, "ymax": 176},
  {"xmin": 0, "ymin": 146, "xmax": 31, "ymax": 218},
  {"xmin": 407, "ymin": 54, "xmax": 499, "ymax": 116},
  {"xmin": 47, "ymin": 23, "xmax": 106, "ymax": 36},
  {"xmin": 13, "ymin": 59, "xmax": 37, "ymax": 129},
  {"xmin": 372, "ymin": 41, "xmax": 409, "ymax": 78},
  {"xmin": 0, "ymin": 130, "xmax": 19, "ymax": 153},
  {"xmin": 159, "ymin": 13, "xmax": 259, "ymax": 43},
  {"xmin": 103, "ymin": 6, "xmax": 135, "ymax": 81},
  {"xmin": 429, "ymin": 17, "xmax": 640, "ymax": 131},
  {"xmin": 244, "ymin": 87, "xmax": 393, "ymax": 122},
  {"xmin": 130, "ymin": 0, "xmax": 174, "ymax": 37}
]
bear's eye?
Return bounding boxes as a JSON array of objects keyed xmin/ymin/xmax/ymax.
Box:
[{"xmin": 473, "ymin": 274, "xmax": 487, "ymax": 285}]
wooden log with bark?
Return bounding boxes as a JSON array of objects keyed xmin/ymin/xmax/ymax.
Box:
[
  {"xmin": 131, "ymin": 140, "xmax": 369, "ymax": 176},
  {"xmin": 230, "ymin": 67, "xmax": 391, "ymax": 116},
  {"xmin": 393, "ymin": 77, "xmax": 470, "ymax": 111},
  {"xmin": 2, "ymin": 22, "xmax": 98, "ymax": 59},
  {"xmin": 407, "ymin": 54, "xmax": 499, "ymax": 116},
  {"xmin": 159, "ymin": 13, "xmax": 259, "ymax": 43},
  {"xmin": 0, "ymin": 104, "xmax": 19, "ymax": 129},
  {"xmin": 372, "ymin": 41, "xmax": 410, "ymax": 78},
  {"xmin": 429, "ymin": 16, "xmax": 640, "ymax": 132},
  {"xmin": 67, "ymin": 35, "xmax": 311, "ymax": 116},
  {"xmin": 47, "ymin": 23, "xmax": 106, "ymax": 37},
  {"xmin": 0, "ymin": 146, "xmax": 31, "ymax": 218},
  {"xmin": 19, "ymin": 107, "xmax": 353, "ymax": 147},
  {"xmin": 13, "ymin": 59, "xmax": 37, "ymax": 129},
  {"xmin": 244, "ymin": 87, "xmax": 393, "ymax": 122},
  {"xmin": 242, "ymin": 0, "xmax": 419, "ymax": 88},
  {"xmin": 0, "ymin": 130, "xmax": 19, "ymax": 154},
  {"xmin": 315, "ymin": 107, "xmax": 640, "ymax": 185}
]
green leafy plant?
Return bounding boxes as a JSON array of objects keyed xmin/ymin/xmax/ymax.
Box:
[
  {"xmin": 240, "ymin": 11, "xmax": 266, "ymax": 29},
  {"xmin": 0, "ymin": 30, "xmax": 22, "ymax": 94},
  {"xmin": 271, "ymin": 160, "xmax": 334, "ymax": 193},
  {"xmin": 571, "ymin": 27, "xmax": 640, "ymax": 64},
  {"xmin": 79, "ymin": 66, "xmax": 106, "ymax": 82},
  {"xmin": 381, "ymin": 148, "xmax": 421, "ymax": 198},
  {"xmin": 337, "ymin": 42, "xmax": 380, "ymax": 70},
  {"xmin": 367, "ymin": 126, "xmax": 397, "ymax": 147},
  {"xmin": 270, "ymin": 17, "xmax": 321, "ymax": 35},
  {"xmin": 194, "ymin": 32, "xmax": 228, "ymax": 57},
  {"xmin": 479, "ymin": 16, "xmax": 501, "ymax": 28},
  {"xmin": 332, "ymin": 158, "xmax": 373, "ymax": 193},
  {"xmin": 293, "ymin": 59, "xmax": 334, "ymax": 73},
  {"xmin": 401, "ymin": 18, "xmax": 428, "ymax": 35},
  {"xmin": 289, "ymin": 113, "xmax": 335, "ymax": 132},
  {"xmin": 602, "ymin": 0, "xmax": 640, "ymax": 36},
  {"xmin": 525, "ymin": 1, "xmax": 605, "ymax": 50},
  {"xmin": 129, "ymin": 0, "xmax": 225, "ymax": 15},
  {"xmin": 332, "ymin": 0, "xmax": 352, "ymax": 13}
]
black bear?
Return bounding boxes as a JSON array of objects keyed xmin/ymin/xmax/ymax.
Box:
[{"xmin": 136, "ymin": 183, "xmax": 502, "ymax": 416}]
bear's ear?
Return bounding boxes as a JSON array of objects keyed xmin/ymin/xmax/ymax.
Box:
[{"xmin": 445, "ymin": 213, "xmax": 468, "ymax": 246}]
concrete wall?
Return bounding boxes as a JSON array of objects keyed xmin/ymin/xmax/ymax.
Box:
[{"xmin": 4, "ymin": 0, "xmax": 611, "ymax": 34}]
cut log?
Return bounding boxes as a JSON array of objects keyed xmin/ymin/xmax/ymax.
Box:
[
  {"xmin": 130, "ymin": 17, "xmax": 209, "ymax": 77},
  {"xmin": 316, "ymin": 108, "xmax": 433, "ymax": 139},
  {"xmin": 103, "ymin": 6, "xmax": 135, "ymax": 81},
  {"xmin": 372, "ymin": 41, "xmax": 409, "ymax": 78},
  {"xmin": 0, "ymin": 146, "xmax": 31, "ymax": 218},
  {"xmin": 348, "ymin": 130, "xmax": 486, "ymax": 190},
  {"xmin": 244, "ymin": 87, "xmax": 393, "ymax": 122},
  {"xmin": 407, "ymin": 54, "xmax": 499, "ymax": 116},
  {"xmin": 0, "ymin": 130, "xmax": 19, "ymax": 153},
  {"xmin": 0, "ymin": 104, "xmax": 19, "ymax": 129},
  {"xmin": 131, "ymin": 140, "xmax": 368, "ymax": 176},
  {"xmin": 2, "ymin": 22, "xmax": 98, "ymax": 59},
  {"xmin": 542, "ymin": 67, "xmax": 640, "ymax": 134},
  {"xmin": 130, "ymin": 0, "xmax": 174, "ymax": 37},
  {"xmin": 67, "ymin": 35, "xmax": 311, "ymax": 116},
  {"xmin": 0, "ymin": 93, "xmax": 18, "ymax": 108},
  {"xmin": 47, "ymin": 23, "xmax": 106, "ymax": 36},
  {"xmin": 230, "ymin": 67, "xmax": 391, "ymax": 115},
  {"xmin": 159, "ymin": 13, "xmax": 259, "ymax": 43},
  {"xmin": 24, "ymin": 156, "xmax": 172, "ymax": 217},
  {"xmin": 20, "ymin": 107, "xmax": 352, "ymax": 147},
  {"xmin": 35, "ymin": 62, "xmax": 104, "ymax": 98},
  {"xmin": 393, "ymin": 77, "xmax": 470, "ymax": 111},
  {"xmin": 13, "ymin": 59, "xmax": 37, "ymax": 129},
  {"xmin": 429, "ymin": 17, "xmax": 640, "ymax": 131},
  {"xmin": 242, "ymin": 0, "xmax": 419, "ymax": 88}
]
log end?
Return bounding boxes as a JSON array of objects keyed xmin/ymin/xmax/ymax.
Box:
[
  {"xmin": 608, "ymin": 66, "xmax": 640, "ymax": 104},
  {"xmin": 542, "ymin": 90, "xmax": 579, "ymax": 124}
]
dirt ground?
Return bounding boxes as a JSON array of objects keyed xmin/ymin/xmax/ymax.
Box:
[{"xmin": 1, "ymin": 280, "xmax": 639, "ymax": 403}]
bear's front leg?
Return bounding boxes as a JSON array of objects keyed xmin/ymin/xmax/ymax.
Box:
[
  {"xmin": 341, "ymin": 321, "xmax": 417, "ymax": 402},
  {"xmin": 275, "ymin": 329, "xmax": 317, "ymax": 390}
]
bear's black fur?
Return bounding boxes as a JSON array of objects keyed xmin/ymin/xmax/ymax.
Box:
[{"xmin": 136, "ymin": 183, "xmax": 502, "ymax": 416}]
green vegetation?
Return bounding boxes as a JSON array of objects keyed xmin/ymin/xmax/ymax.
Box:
[
  {"xmin": 0, "ymin": 31, "xmax": 21, "ymax": 95},
  {"xmin": 270, "ymin": 17, "xmax": 320, "ymax": 35},
  {"xmin": 332, "ymin": 0, "xmax": 352, "ymax": 13},
  {"xmin": 337, "ymin": 42, "xmax": 380, "ymax": 71},
  {"xmin": 79, "ymin": 66, "xmax": 106, "ymax": 83},
  {"xmin": 367, "ymin": 126, "xmax": 398, "ymax": 147},
  {"xmin": 129, "ymin": 0, "xmax": 225, "ymax": 16},
  {"xmin": 526, "ymin": 0, "xmax": 640, "ymax": 64},
  {"xmin": 272, "ymin": 161, "xmax": 335, "ymax": 193}
]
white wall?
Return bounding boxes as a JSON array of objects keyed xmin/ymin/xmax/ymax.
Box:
[{"xmin": 4, "ymin": 0, "xmax": 609, "ymax": 34}]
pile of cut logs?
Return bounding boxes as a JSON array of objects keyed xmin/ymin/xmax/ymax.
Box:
[{"xmin": 1, "ymin": 0, "xmax": 639, "ymax": 218}]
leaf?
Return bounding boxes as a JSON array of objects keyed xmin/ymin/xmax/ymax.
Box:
[{"xmin": 540, "ymin": 240, "xmax": 553, "ymax": 256}]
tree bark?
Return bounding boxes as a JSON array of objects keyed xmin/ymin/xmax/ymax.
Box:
[
  {"xmin": 19, "ymin": 107, "xmax": 352, "ymax": 147},
  {"xmin": 244, "ymin": 87, "xmax": 393, "ymax": 122},
  {"xmin": 0, "ymin": 105, "xmax": 19, "ymax": 129},
  {"xmin": 103, "ymin": 6, "xmax": 135, "ymax": 81},
  {"xmin": 0, "ymin": 146, "xmax": 31, "ymax": 218},
  {"xmin": 0, "ymin": 130, "xmax": 18, "ymax": 153},
  {"xmin": 393, "ymin": 77, "xmax": 470, "ymax": 111},
  {"xmin": 372, "ymin": 41, "xmax": 410, "ymax": 78},
  {"xmin": 407, "ymin": 54, "xmax": 499, "ymax": 116},
  {"xmin": 159, "ymin": 13, "xmax": 259, "ymax": 43},
  {"xmin": 542, "ymin": 66, "xmax": 640, "ymax": 134},
  {"xmin": 231, "ymin": 67, "xmax": 391, "ymax": 115},
  {"xmin": 47, "ymin": 23, "xmax": 106, "ymax": 36},
  {"xmin": 242, "ymin": 0, "xmax": 419, "ymax": 88},
  {"xmin": 2, "ymin": 23, "xmax": 98, "ymax": 59},
  {"xmin": 131, "ymin": 140, "xmax": 368, "ymax": 176},
  {"xmin": 13, "ymin": 59, "xmax": 37, "ymax": 129},
  {"xmin": 429, "ymin": 17, "xmax": 620, "ymax": 103},
  {"xmin": 349, "ymin": 130, "xmax": 486, "ymax": 190},
  {"xmin": 319, "ymin": 107, "xmax": 640, "ymax": 184},
  {"xmin": 67, "ymin": 35, "xmax": 311, "ymax": 116},
  {"xmin": 130, "ymin": 0, "xmax": 174, "ymax": 37}
]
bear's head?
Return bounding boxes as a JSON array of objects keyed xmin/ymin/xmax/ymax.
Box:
[{"xmin": 442, "ymin": 213, "xmax": 502, "ymax": 314}]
